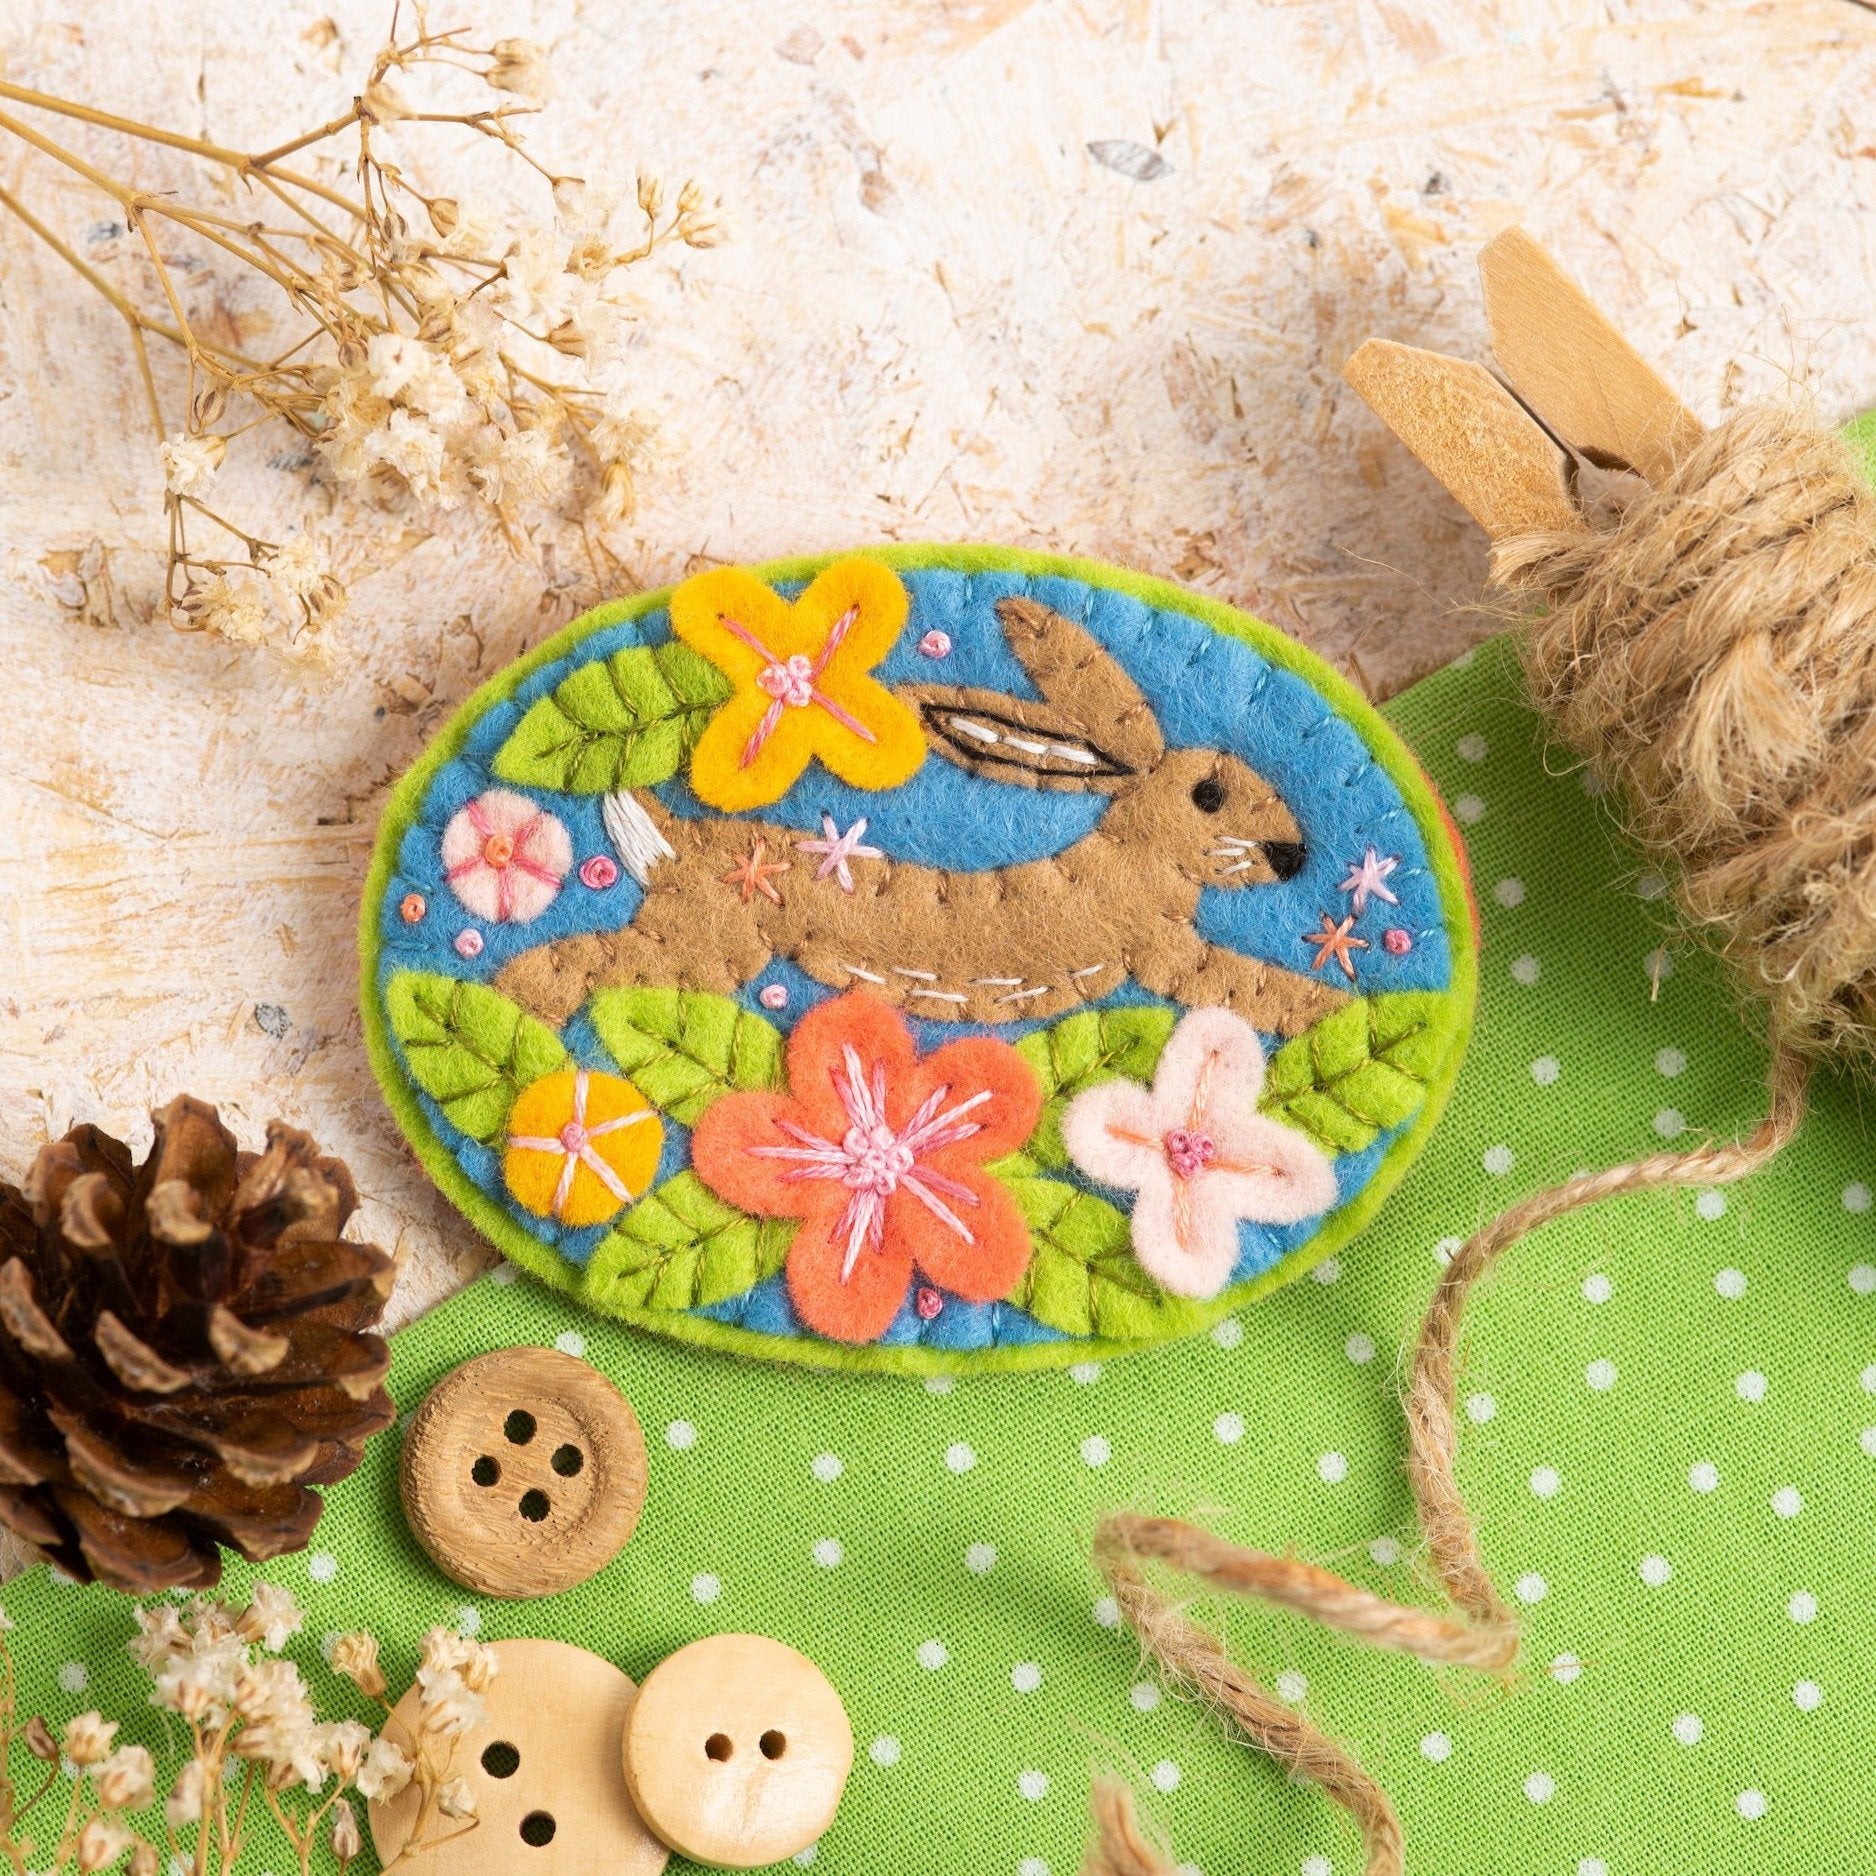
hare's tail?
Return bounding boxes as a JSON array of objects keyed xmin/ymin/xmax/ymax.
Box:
[{"xmin": 602, "ymin": 790, "xmax": 675, "ymax": 885}]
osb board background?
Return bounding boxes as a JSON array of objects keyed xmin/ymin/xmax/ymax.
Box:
[{"xmin": 2, "ymin": 0, "xmax": 1874, "ymax": 1352}]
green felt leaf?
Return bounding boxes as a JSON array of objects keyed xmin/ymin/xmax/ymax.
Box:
[
  {"xmin": 1258, "ymin": 991, "xmax": 1445, "ymax": 1157},
  {"xmin": 586, "ymin": 989, "xmax": 784, "ymax": 1123},
  {"xmin": 1014, "ymin": 1006, "xmax": 1178, "ymax": 1170},
  {"xmin": 582, "ymin": 1172, "xmax": 795, "ymax": 1312},
  {"xmin": 1002, "ymin": 1176, "xmax": 1204, "ymax": 1341},
  {"xmin": 384, "ymin": 970, "xmax": 569, "ymax": 1143},
  {"xmin": 490, "ymin": 640, "xmax": 732, "ymax": 792}
]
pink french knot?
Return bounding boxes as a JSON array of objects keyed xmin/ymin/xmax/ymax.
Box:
[
  {"xmin": 915, "ymin": 1284, "xmax": 945, "ymax": 1320},
  {"xmin": 454, "ymin": 928, "xmax": 485, "ymax": 960},
  {"xmin": 440, "ymin": 788, "xmax": 572, "ymax": 924},
  {"xmin": 580, "ymin": 853, "xmax": 620, "ymax": 890},
  {"xmin": 1383, "ymin": 928, "xmax": 1413, "ymax": 956},
  {"xmin": 917, "ymin": 629, "xmax": 952, "ymax": 659},
  {"xmin": 1058, "ymin": 1006, "xmax": 1339, "ymax": 1300},
  {"xmin": 759, "ymin": 983, "xmax": 789, "ymax": 1011},
  {"xmin": 721, "ymin": 605, "xmax": 876, "ymax": 769}
]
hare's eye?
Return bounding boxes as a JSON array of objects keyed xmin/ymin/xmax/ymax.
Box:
[{"xmin": 1190, "ymin": 777, "xmax": 1226, "ymax": 814}]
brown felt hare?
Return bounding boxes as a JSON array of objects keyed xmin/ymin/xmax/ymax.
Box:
[{"xmin": 496, "ymin": 597, "xmax": 1348, "ymax": 1033}]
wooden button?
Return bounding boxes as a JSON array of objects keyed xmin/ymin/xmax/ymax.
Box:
[
  {"xmin": 400, "ymin": 1346, "xmax": 646, "ymax": 1598},
  {"xmin": 370, "ymin": 1637, "xmax": 668, "ymax": 1876},
  {"xmin": 621, "ymin": 1634, "xmax": 853, "ymax": 1869}
]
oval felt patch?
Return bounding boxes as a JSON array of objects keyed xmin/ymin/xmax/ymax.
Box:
[{"xmin": 362, "ymin": 547, "xmax": 1477, "ymax": 1372}]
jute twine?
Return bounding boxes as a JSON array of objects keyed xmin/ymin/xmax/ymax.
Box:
[{"xmin": 1085, "ymin": 404, "xmax": 1876, "ymax": 1874}]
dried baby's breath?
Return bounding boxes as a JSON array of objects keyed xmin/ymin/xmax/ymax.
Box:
[{"xmin": 0, "ymin": 11, "xmax": 720, "ymax": 665}]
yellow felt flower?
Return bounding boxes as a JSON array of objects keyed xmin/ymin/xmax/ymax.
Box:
[
  {"xmin": 670, "ymin": 557, "xmax": 926, "ymax": 811},
  {"xmin": 503, "ymin": 1068, "xmax": 662, "ymax": 1228}
]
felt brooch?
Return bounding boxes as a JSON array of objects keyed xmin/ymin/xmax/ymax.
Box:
[{"xmin": 363, "ymin": 547, "xmax": 1477, "ymax": 1372}]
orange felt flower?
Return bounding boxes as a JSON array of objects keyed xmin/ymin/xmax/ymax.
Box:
[
  {"xmin": 690, "ymin": 992, "xmax": 1041, "ymax": 1344},
  {"xmin": 504, "ymin": 1068, "xmax": 663, "ymax": 1228},
  {"xmin": 670, "ymin": 558, "xmax": 926, "ymax": 811}
]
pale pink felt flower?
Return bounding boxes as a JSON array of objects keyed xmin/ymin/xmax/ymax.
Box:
[
  {"xmin": 1060, "ymin": 1007, "xmax": 1338, "ymax": 1299},
  {"xmin": 440, "ymin": 788, "xmax": 572, "ymax": 923}
]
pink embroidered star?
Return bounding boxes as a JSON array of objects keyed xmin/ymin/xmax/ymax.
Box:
[
  {"xmin": 796, "ymin": 813, "xmax": 883, "ymax": 893},
  {"xmin": 1303, "ymin": 911, "xmax": 1369, "ymax": 981},
  {"xmin": 721, "ymin": 836, "xmax": 790, "ymax": 906},
  {"xmin": 1338, "ymin": 846, "xmax": 1400, "ymax": 916}
]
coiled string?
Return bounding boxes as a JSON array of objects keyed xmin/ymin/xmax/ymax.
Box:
[{"xmin": 1086, "ymin": 404, "xmax": 1876, "ymax": 1874}]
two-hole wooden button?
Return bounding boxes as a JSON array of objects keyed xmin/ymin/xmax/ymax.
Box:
[
  {"xmin": 400, "ymin": 1346, "xmax": 646, "ymax": 1598},
  {"xmin": 369, "ymin": 1638, "xmax": 668, "ymax": 1875},
  {"xmin": 622, "ymin": 1634, "xmax": 854, "ymax": 1869}
]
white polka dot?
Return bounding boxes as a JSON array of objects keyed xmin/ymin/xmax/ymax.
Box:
[
  {"xmin": 691, "ymin": 1572, "xmax": 722, "ymax": 1604},
  {"xmin": 1586, "ymin": 1358, "xmax": 1618, "ymax": 1392},
  {"xmin": 1369, "ymin": 1536, "xmax": 1401, "ymax": 1566},
  {"xmin": 916, "ymin": 1640, "xmax": 948, "ymax": 1671},
  {"xmin": 1579, "ymin": 1860, "xmax": 1609, "ymax": 1876},
  {"xmin": 1736, "ymin": 1789, "xmax": 1767, "ymax": 1821},
  {"xmin": 1529, "ymin": 1466, "xmax": 1562, "ymax": 1500},
  {"xmin": 1636, "ymin": 869, "xmax": 1667, "ymax": 900},
  {"xmin": 554, "ymin": 1330, "xmax": 586, "ymax": 1358},
  {"xmin": 1861, "ymin": 1427, "xmax": 1876, "ymax": 1458},
  {"xmin": 1736, "ymin": 1369, "xmax": 1768, "ymax": 1404},
  {"xmin": 1420, "ymin": 1731, "xmax": 1452, "ymax": 1763},
  {"xmin": 1653, "ymin": 1108, "xmax": 1686, "ymax": 1139},
  {"xmin": 665, "ymin": 1419, "xmax": 697, "ymax": 1451},
  {"xmin": 1018, "ymin": 1861, "xmax": 1049, "ymax": 1876},
  {"xmin": 1689, "ymin": 1461, "xmax": 1720, "ymax": 1494},
  {"xmin": 1344, "ymin": 1333, "xmax": 1377, "ymax": 1365},
  {"xmin": 1068, "ymin": 1362, "xmax": 1101, "ymax": 1385},
  {"xmin": 1303, "ymin": 1859, "xmax": 1333, "ymax": 1876},
  {"xmin": 1092, "ymin": 1597, "xmax": 1120, "ymax": 1629},
  {"xmin": 56, "ymin": 1662, "xmax": 87, "ymax": 1694},
  {"xmin": 1080, "ymin": 1435, "xmax": 1111, "ymax": 1468},
  {"xmin": 811, "ymin": 1452, "xmax": 843, "ymax": 1483},
  {"xmin": 1771, "ymin": 1485, "xmax": 1803, "ymax": 1519},
  {"xmin": 1454, "ymin": 794, "xmax": 1485, "ymax": 824},
  {"xmin": 1714, "ymin": 1267, "xmax": 1747, "ymax": 1299},
  {"xmin": 1130, "ymin": 1681, "xmax": 1162, "ymax": 1713},
  {"xmin": 1510, "ymin": 954, "xmax": 1540, "ymax": 985},
  {"xmin": 1530, "ymin": 1055, "xmax": 1561, "ymax": 1086},
  {"xmin": 1581, "ymin": 1272, "xmax": 1611, "ymax": 1303},
  {"xmin": 1214, "ymin": 1411, "xmax": 1245, "ymax": 1444},
  {"xmin": 945, "ymin": 1442, "xmax": 976, "ymax": 1473},
  {"xmin": 1494, "ymin": 878, "xmax": 1526, "ymax": 908},
  {"xmin": 1645, "ymin": 947, "xmax": 1674, "ymax": 982},
  {"xmin": 456, "ymin": 1605, "xmax": 481, "ymax": 1636},
  {"xmin": 1671, "ymin": 1712, "xmax": 1703, "ymax": 1746},
  {"xmin": 1465, "ymin": 1392, "xmax": 1496, "ymax": 1423},
  {"xmin": 1311, "ymin": 1258, "xmax": 1342, "ymax": 1285},
  {"xmin": 1639, "ymin": 1553, "xmax": 1672, "ymax": 1587},
  {"xmin": 1863, "ymin": 1363, "xmax": 1876, "ymax": 1394},
  {"xmin": 1275, "ymin": 1670, "xmax": 1307, "ymax": 1703},
  {"xmin": 1433, "ymin": 1235, "xmax": 1463, "ymax": 1266},
  {"xmin": 1150, "ymin": 1761, "xmax": 1181, "ymax": 1794},
  {"xmin": 1844, "ymin": 1182, "xmax": 1872, "ymax": 1214},
  {"xmin": 1851, "ymin": 1263, "xmax": 1876, "ymax": 1296},
  {"xmin": 1793, "ymin": 1678, "xmax": 1823, "ymax": 1711},
  {"xmin": 1211, "ymin": 1317, "xmax": 1243, "ymax": 1349},
  {"xmin": 1012, "ymin": 1662, "xmax": 1043, "ymax": 1693},
  {"xmin": 1514, "ymin": 1573, "xmax": 1547, "ymax": 1605},
  {"xmin": 1482, "ymin": 1144, "xmax": 1514, "ymax": 1176},
  {"xmin": 308, "ymin": 1552, "xmax": 338, "ymax": 1584},
  {"xmin": 965, "ymin": 1542, "xmax": 997, "ymax": 1575},
  {"xmin": 1787, "ymin": 1589, "xmax": 1818, "ymax": 1624},
  {"xmin": 1317, "ymin": 1451, "xmax": 1348, "ymax": 1484},
  {"xmin": 1550, "ymin": 1653, "xmax": 1582, "ymax": 1685},
  {"xmin": 1018, "ymin": 1770, "xmax": 1049, "ymax": 1802},
  {"xmin": 1457, "ymin": 734, "xmax": 1488, "ymax": 762},
  {"xmin": 319, "ymin": 1632, "xmax": 341, "ymax": 1661},
  {"xmin": 490, "ymin": 1261, "xmax": 519, "ymax": 1285},
  {"xmin": 870, "ymin": 1736, "xmax": 901, "ymax": 1768},
  {"xmin": 1523, "ymin": 1771, "xmax": 1555, "ymax": 1805},
  {"xmin": 795, "ymin": 1846, "xmax": 819, "ymax": 1868},
  {"xmin": 812, "ymin": 1539, "xmax": 843, "ymax": 1569},
  {"xmin": 925, "ymin": 1374, "xmax": 955, "ymax": 1395},
  {"xmin": 1696, "ymin": 1189, "xmax": 1726, "ymax": 1220},
  {"xmin": 1655, "ymin": 1047, "xmax": 1687, "ymax": 1077}
]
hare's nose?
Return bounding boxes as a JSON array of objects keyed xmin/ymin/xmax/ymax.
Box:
[{"xmin": 1262, "ymin": 840, "xmax": 1306, "ymax": 881}]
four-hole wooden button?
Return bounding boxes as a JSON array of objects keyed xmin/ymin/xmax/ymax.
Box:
[
  {"xmin": 370, "ymin": 1638, "xmax": 668, "ymax": 1875},
  {"xmin": 621, "ymin": 1634, "xmax": 853, "ymax": 1868},
  {"xmin": 400, "ymin": 1346, "xmax": 646, "ymax": 1598}
]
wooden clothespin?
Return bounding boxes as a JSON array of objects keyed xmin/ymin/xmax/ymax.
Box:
[{"xmin": 1343, "ymin": 227, "xmax": 1704, "ymax": 540}]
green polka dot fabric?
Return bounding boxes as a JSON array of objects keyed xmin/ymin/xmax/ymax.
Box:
[{"xmin": 7, "ymin": 634, "xmax": 1874, "ymax": 1875}]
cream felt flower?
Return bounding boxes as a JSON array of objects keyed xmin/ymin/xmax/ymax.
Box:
[
  {"xmin": 1060, "ymin": 1007, "xmax": 1338, "ymax": 1299},
  {"xmin": 441, "ymin": 788, "xmax": 572, "ymax": 923}
]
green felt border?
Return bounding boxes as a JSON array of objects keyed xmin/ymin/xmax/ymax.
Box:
[{"xmin": 359, "ymin": 544, "xmax": 1479, "ymax": 1373}]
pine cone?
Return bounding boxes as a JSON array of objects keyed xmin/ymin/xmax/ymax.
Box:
[{"xmin": 0, "ymin": 1097, "xmax": 397, "ymax": 1593}]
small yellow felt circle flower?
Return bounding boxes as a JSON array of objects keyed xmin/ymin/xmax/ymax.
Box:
[
  {"xmin": 503, "ymin": 1068, "xmax": 663, "ymax": 1228},
  {"xmin": 672, "ymin": 556, "xmax": 927, "ymax": 811}
]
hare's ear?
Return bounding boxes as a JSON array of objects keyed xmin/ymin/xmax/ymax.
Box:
[{"xmin": 899, "ymin": 598, "xmax": 1164, "ymax": 792}]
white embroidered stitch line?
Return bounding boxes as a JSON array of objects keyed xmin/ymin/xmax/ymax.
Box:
[
  {"xmin": 948, "ymin": 716, "xmax": 1100, "ymax": 766},
  {"xmin": 603, "ymin": 791, "xmax": 675, "ymax": 886}
]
